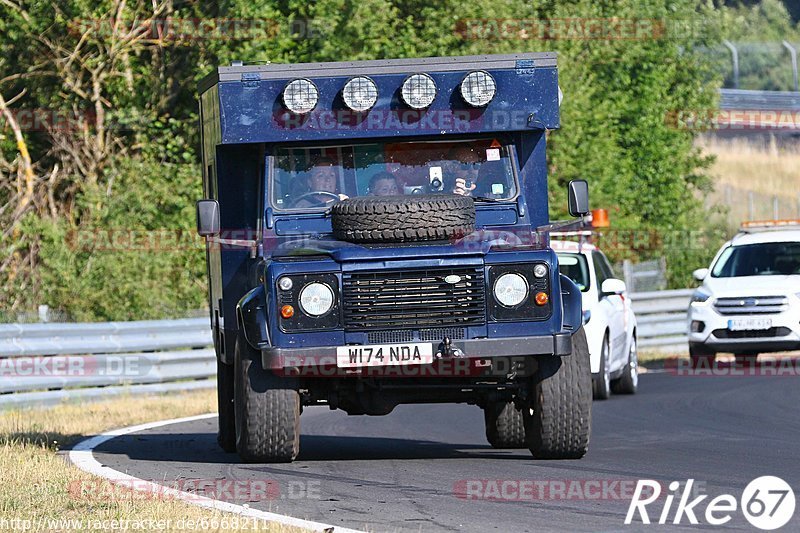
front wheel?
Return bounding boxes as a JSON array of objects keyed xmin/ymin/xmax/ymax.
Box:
[
  {"xmin": 611, "ymin": 336, "xmax": 638, "ymax": 394},
  {"xmin": 524, "ymin": 328, "xmax": 592, "ymax": 459},
  {"xmin": 234, "ymin": 333, "xmax": 300, "ymax": 463},
  {"xmin": 689, "ymin": 343, "xmax": 715, "ymax": 369},
  {"xmin": 484, "ymin": 402, "xmax": 526, "ymax": 448},
  {"xmin": 592, "ymin": 334, "xmax": 611, "ymax": 400}
]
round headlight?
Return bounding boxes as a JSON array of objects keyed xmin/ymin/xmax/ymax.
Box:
[
  {"xmin": 283, "ymin": 78, "xmax": 319, "ymax": 114},
  {"xmin": 401, "ymin": 73, "xmax": 437, "ymax": 109},
  {"xmin": 342, "ymin": 76, "xmax": 378, "ymax": 112},
  {"xmin": 494, "ymin": 273, "xmax": 528, "ymax": 307},
  {"xmin": 299, "ymin": 283, "xmax": 334, "ymax": 316},
  {"xmin": 460, "ymin": 70, "xmax": 496, "ymax": 107},
  {"xmin": 533, "ymin": 264, "xmax": 548, "ymax": 278}
]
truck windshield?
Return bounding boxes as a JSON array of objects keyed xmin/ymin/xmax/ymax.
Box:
[
  {"xmin": 557, "ymin": 253, "xmax": 591, "ymax": 292},
  {"xmin": 271, "ymin": 138, "xmax": 517, "ymax": 211},
  {"xmin": 711, "ymin": 242, "xmax": 800, "ymax": 277}
]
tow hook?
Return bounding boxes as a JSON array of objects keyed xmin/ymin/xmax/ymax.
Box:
[{"xmin": 435, "ymin": 336, "xmax": 463, "ymax": 359}]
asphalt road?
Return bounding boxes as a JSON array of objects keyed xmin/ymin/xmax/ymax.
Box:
[{"xmin": 92, "ymin": 371, "xmax": 800, "ymax": 532}]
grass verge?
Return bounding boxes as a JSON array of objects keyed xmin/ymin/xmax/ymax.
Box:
[{"xmin": 0, "ymin": 390, "xmax": 305, "ymax": 532}]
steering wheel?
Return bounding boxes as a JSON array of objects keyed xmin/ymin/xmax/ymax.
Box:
[{"xmin": 292, "ymin": 191, "xmax": 341, "ymax": 208}]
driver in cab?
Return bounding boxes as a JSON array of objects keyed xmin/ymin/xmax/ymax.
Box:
[{"xmin": 292, "ymin": 157, "xmax": 349, "ymax": 208}]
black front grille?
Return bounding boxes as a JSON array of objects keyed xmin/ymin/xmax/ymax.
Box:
[
  {"xmin": 366, "ymin": 327, "xmax": 466, "ymax": 344},
  {"xmin": 712, "ymin": 327, "xmax": 792, "ymax": 339},
  {"xmin": 343, "ymin": 267, "xmax": 486, "ymax": 331}
]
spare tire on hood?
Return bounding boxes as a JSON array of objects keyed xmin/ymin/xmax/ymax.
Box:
[{"xmin": 330, "ymin": 194, "xmax": 476, "ymax": 243}]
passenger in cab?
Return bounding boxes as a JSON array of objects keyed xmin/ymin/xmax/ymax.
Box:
[{"xmin": 367, "ymin": 172, "xmax": 401, "ymax": 196}]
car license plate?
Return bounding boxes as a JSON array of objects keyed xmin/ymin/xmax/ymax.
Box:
[
  {"xmin": 336, "ymin": 343, "xmax": 434, "ymax": 368},
  {"xmin": 727, "ymin": 318, "xmax": 772, "ymax": 331}
]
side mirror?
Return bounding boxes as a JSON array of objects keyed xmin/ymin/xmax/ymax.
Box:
[
  {"xmin": 196, "ymin": 199, "xmax": 220, "ymax": 237},
  {"xmin": 601, "ymin": 278, "xmax": 627, "ymax": 295},
  {"xmin": 692, "ymin": 268, "xmax": 709, "ymax": 282},
  {"xmin": 567, "ymin": 179, "xmax": 589, "ymax": 217}
]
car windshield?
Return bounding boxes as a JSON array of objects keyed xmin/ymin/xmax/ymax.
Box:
[
  {"xmin": 711, "ymin": 241, "xmax": 800, "ymax": 277},
  {"xmin": 557, "ymin": 253, "xmax": 590, "ymax": 292},
  {"xmin": 270, "ymin": 138, "xmax": 517, "ymax": 211}
]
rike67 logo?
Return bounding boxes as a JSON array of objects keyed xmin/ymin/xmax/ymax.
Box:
[{"xmin": 626, "ymin": 477, "xmax": 795, "ymax": 530}]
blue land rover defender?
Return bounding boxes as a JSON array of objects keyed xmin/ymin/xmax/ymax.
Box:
[{"xmin": 196, "ymin": 53, "xmax": 591, "ymax": 463}]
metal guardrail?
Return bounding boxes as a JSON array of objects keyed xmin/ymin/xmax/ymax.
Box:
[
  {"xmin": 630, "ymin": 289, "xmax": 693, "ymax": 353},
  {"xmin": 719, "ymin": 88, "xmax": 800, "ymax": 111},
  {"xmin": 0, "ymin": 318, "xmax": 214, "ymax": 409},
  {"xmin": 0, "ymin": 292, "xmax": 694, "ymax": 409}
]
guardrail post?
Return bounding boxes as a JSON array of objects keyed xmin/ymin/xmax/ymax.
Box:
[
  {"xmin": 623, "ymin": 260, "xmax": 633, "ymax": 293},
  {"xmin": 748, "ymin": 191, "xmax": 755, "ymax": 220},
  {"xmin": 773, "ymin": 196, "xmax": 780, "ymax": 220},
  {"xmin": 723, "ymin": 40, "xmax": 739, "ymax": 89},
  {"xmin": 782, "ymin": 41, "xmax": 799, "ymax": 92}
]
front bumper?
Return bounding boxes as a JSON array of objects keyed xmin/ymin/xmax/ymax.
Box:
[
  {"xmin": 688, "ymin": 301, "xmax": 800, "ymax": 354},
  {"xmin": 261, "ymin": 332, "xmax": 573, "ymax": 370}
]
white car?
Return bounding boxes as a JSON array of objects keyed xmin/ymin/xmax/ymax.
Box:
[
  {"xmin": 553, "ymin": 239, "xmax": 638, "ymax": 399},
  {"xmin": 688, "ymin": 220, "xmax": 800, "ymax": 366}
]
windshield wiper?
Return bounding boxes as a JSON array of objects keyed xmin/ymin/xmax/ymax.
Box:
[{"xmin": 471, "ymin": 196, "xmax": 507, "ymax": 203}]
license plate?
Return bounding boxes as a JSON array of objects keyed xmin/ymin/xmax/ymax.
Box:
[
  {"xmin": 728, "ymin": 318, "xmax": 772, "ymax": 331},
  {"xmin": 336, "ymin": 343, "xmax": 434, "ymax": 368}
]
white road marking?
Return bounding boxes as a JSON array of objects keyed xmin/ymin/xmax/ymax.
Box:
[{"xmin": 68, "ymin": 413, "xmax": 364, "ymax": 533}]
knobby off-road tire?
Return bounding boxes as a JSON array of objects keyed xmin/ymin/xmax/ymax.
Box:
[
  {"xmin": 484, "ymin": 401, "xmax": 526, "ymax": 449},
  {"xmin": 234, "ymin": 334, "xmax": 300, "ymax": 463},
  {"xmin": 330, "ymin": 194, "xmax": 476, "ymax": 243},
  {"xmin": 524, "ymin": 327, "xmax": 592, "ymax": 459},
  {"xmin": 217, "ymin": 359, "xmax": 237, "ymax": 453}
]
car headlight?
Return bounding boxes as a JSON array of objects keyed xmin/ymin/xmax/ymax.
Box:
[
  {"xmin": 690, "ymin": 289, "xmax": 711, "ymax": 306},
  {"xmin": 494, "ymin": 273, "xmax": 529, "ymax": 307},
  {"xmin": 299, "ymin": 283, "xmax": 334, "ymax": 316}
]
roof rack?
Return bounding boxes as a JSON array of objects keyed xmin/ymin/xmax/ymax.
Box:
[{"xmin": 739, "ymin": 219, "xmax": 800, "ymax": 233}]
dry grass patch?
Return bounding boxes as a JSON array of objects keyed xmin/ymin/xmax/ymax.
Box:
[
  {"xmin": 700, "ymin": 137, "xmax": 800, "ymax": 199},
  {"xmin": 0, "ymin": 390, "xmax": 307, "ymax": 532}
]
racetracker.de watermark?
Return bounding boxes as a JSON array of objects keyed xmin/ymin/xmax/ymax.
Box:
[
  {"xmin": 1, "ymin": 355, "xmax": 154, "ymax": 379},
  {"xmin": 666, "ymin": 357, "xmax": 800, "ymax": 377},
  {"xmin": 455, "ymin": 18, "xmax": 665, "ymax": 41},
  {"xmin": 67, "ymin": 18, "xmax": 324, "ymax": 42},
  {"xmin": 455, "ymin": 17, "xmax": 717, "ymax": 42},
  {"xmin": 66, "ymin": 227, "xmax": 724, "ymax": 253},
  {"xmin": 68, "ymin": 478, "xmax": 320, "ymax": 502},
  {"xmin": 0, "ymin": 108, "xmax": 144, "ymax": 133},
  {"xmin": 666, "ymin": 109, "xmax": 800, "ymax": 131},
  {"xmin": 453, "ymin": 479, "xmax": 671, "ymax": 501}
]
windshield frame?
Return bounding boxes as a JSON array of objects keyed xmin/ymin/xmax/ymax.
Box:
[{"xmin": 267, "ymin": 135, "xmax": 521, "ymax": 214}]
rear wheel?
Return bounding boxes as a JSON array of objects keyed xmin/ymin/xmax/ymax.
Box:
[
  {"xmin": 524, "ymin": 327, "xmax": 592, "ymax": 459},
  {"xmin": 484, "ymin": 402, "xmax": 526, "ymax": 449},
  {"xmin": 689, "ymin": 343, "xmax": 715, "ymax": 369},
  {"xmin": 217, "ymin": 359, "xmax": 236, "ymax": 453},
  {"xmin": 611, "ymin": 336, "xmax": 638, "ymax": 394},
  {"xmin": 592, "ymin": 334, "xmax": 611, "ymax": 400},
  {"xmin": 234, "ymin": 333, "xmax": 300, "ymax": 463}
]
